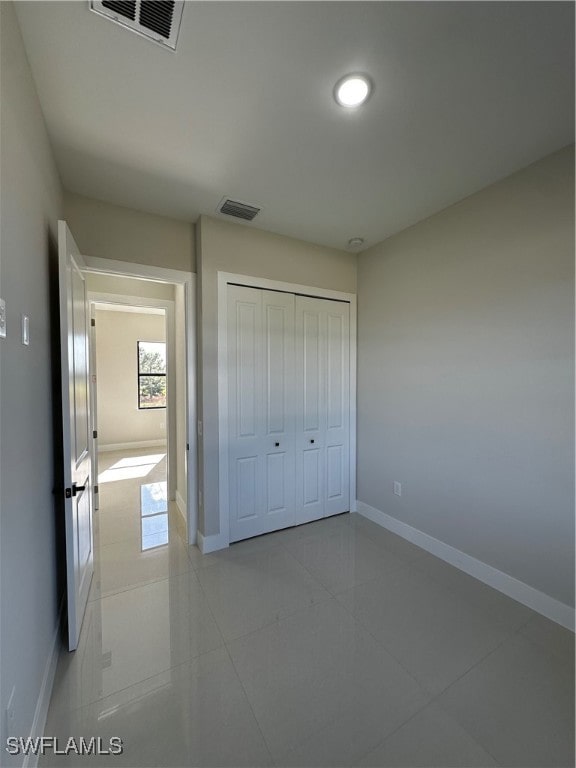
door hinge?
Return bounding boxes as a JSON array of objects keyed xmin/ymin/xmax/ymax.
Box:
[
  {"xmin": 93, "ymin": 430, "xmax": 98, "ymax": 439},
  {"xmin": 94, "ymin": 485, "xmax": 99, "ymax": 494},
  {"xmin": 65, "ymin": 488, "xmax": 72, "ymax": 499},
  {"xmin": 186, "ymin": 443, "xmax": 189, "ymax": 450},
  {"xmin": 91, "ymin": 318, "xmax": 96, "ymax": 327}
]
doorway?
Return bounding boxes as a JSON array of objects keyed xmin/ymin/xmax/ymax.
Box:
[
  {"xmin": 89, "ymin": 290, "xmax": 174, "ymax": 508},
  {"xmin": 83, "ymin": 259, "xmax": 197, "ymax": 545}
]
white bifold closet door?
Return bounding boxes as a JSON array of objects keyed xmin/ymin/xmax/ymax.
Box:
[
  {"xmin": 228, "ymin": 286, "xmax": 296, "ymax": 542},
  {"xmin": 227, "ymin": 284, "xmax": 350, "ymax": 543},
  {"xmin": 295, "ymin": 296, "xmax": 350, "ymax": 524}
]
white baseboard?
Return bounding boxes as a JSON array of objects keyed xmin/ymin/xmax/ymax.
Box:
[
  {"xmin": 99, "ymin": 439, "xmax": 167, "ymax": 452},
  {"xmin": 175, "ymin": 490, "xmax": 186, "ymax": 519},
  {"xmin": 356, "ymin": 501, "xmax": 575, "ymax": 632},
  {"xmin": 174, "ymin": 491, "xmax": 198, "ymax": 546},
  {"xmin": 23, "ymin": 603, "xmax": 63, "ymax": 768},
  {"xmin": 197, "ymin": 530, "xmax": 229, "ymax": 555},
  {"xmin": 174, "ymin": 489, "xmax": 187, "ymax": 535}
]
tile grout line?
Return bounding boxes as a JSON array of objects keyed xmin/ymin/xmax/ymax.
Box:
[
  {"xmin": 87, "ymin": 560, "xmax": 194, "ymax": 604},
  {"xmin": 185, "ymin": 543, "xmax": 279, "ymax": 766},
  {"xmin": 63, "ymin": 472, "xmax": 561, "ymax": 768},
  {"xmin": 49, "ymin": 646, "xmax": 232, "ymax": 726},
  {"xmin": 55, "ymin": 452, "xmax": 217, "ymax": 721},
  {"xmin": 191, "ymin": 536, "xmax": 336, "ymax": 645},
  {"xmin": 219, "ymin": 632, "xmax": 277, "ymax": 766},
  {"xmin": 51, "ymin": 573, "xmax": 227, "ymax": 721},
  {"xmin": 328, "ymin": 572, "xmax": 509, "ymax": 767}
]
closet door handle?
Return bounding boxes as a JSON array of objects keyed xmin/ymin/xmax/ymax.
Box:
[
  {"xmin": 310, "ymin": 439, "xmax": 315, "ymax": 444},
  {"xmin": 275, "ymin": 442, "xmax": 280, "ymax": 447}
]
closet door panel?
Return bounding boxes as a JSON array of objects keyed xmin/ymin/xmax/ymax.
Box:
[
  {"xmin": 326, "ymin": 444, "xmax": 344, "ymax": 500},
  {"xmin": 302, "ymin": 447, "xmax": 322, "ymax": 506},
  {"xmin": 227, "ymin": 285, "xmax": 296, "ymax": 542},
  {"xmin": 302, "ymin": 311, "xmax": 321, "ymax": 432},
  {"xmin": 261, "ymin": 290, "xmax": 295, "ymax": 525},
  {"xmin": 236, "ymin": 300, "xmax": 259, "ymax": 438},
  {"xmin": 236, "ymin": 456, "xmax": 258, "ymax": 521},
  {"xmin": 327, "ymin": 312, "xmax": 346, "ymax": 430},
  {"xmin": 266, "ymin": 452, "xmax": 286, "ymax": 512},
  {"xmin": 324, "ymin": 302, "xmax": 350, "ymax": 516},
  {"xmin": 228, "ymin": 286, "xmax": 265, "ymax": 540},
  {"xmin": 265, "ymin": 303, "xmax": 289, "ymax": 435},
  {"xmin": 295, "ymin": 297, "xmax": 325, "ymax": 524}
]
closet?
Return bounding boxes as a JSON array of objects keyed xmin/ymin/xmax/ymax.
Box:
[{"xmin": 227, "ymin": 284, "xmax": 351, "ymax": 543}]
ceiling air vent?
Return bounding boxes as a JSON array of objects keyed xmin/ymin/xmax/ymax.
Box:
[
  {"xmin": 218, "ymin": 198, "xmax": 261, "ymax": 222},
  {"xmin": 90, "ymin": 1, "xmax": 184, "ymax": 51},
  {"xmin": 102, "ymin": 1, "xmax": 136, "ymax": 20}
]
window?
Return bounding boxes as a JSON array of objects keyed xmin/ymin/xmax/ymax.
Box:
[{"xmin": 138, "ymin": 341, "xmax": 166, "ymax": 409}]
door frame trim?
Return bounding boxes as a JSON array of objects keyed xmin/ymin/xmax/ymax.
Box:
[
  {"xmin": 215, "ymin": 271, "xmax": 357, "ymax": 552},
  {"xmin": 82, "ymin": 256, "xmax": 198, "ymax": 545}
]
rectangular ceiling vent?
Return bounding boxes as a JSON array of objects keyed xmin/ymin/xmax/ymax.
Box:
[
  {"xmin": 218, "ymin": 198, "xmax": 261, "ymax": 222},
  {"xmin": 90, "ymin": 1, "xmax": 184, "ymax": 51}
]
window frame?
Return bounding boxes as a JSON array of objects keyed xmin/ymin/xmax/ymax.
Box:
[{"xmin": 137, "ymin": 340, "xmax": 167, "ymax": 410}]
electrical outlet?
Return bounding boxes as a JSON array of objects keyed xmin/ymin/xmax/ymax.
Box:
[
  {"xmin": 5, "ymin": 686, "xmax": 16, "ymax": 739},
  {"xmin": 394, "ymin": 481, "xmax": 402, "ymax": 497}
]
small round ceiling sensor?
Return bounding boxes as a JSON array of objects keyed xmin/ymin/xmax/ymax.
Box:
[
  {"xmin": 334, "ymin": 74, "xmax": 372, "ymax": 108},
  {"xmin": 348, "ymin": 237, "xmax": 365, "ymax": 248}
]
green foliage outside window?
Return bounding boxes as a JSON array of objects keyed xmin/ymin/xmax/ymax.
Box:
[{"xmin": 138, "ymin": 341, "xmax": 166, "ymax": 409}]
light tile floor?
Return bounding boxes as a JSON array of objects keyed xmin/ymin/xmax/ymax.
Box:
[{"xmin": 42, "ymin": 449, "xmax": 575, "ymax": 767}]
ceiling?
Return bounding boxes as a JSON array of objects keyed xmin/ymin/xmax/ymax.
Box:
[{"xmin": 15, "ymin": 1, "xmax": 574, "ymax": 251}]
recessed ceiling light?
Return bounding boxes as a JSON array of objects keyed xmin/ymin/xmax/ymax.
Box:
[
  {"xmin": 334, "ymin": 74, "xmax": 372, "ymax": 108},
  {"xmin": 348, "ymin": 237, "xmax": 365, "ymax": 248}
]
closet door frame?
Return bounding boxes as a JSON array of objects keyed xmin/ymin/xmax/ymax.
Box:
[{"xmin": 216, "ymin": 271, "xmax": 357, "ymax": 550}]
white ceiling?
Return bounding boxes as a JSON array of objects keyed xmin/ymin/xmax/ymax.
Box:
[{"xmin": 16, "ymin": 1, "xmax": 574, "ymax": 251}]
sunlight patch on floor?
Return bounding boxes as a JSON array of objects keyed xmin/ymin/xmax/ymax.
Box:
[{"xmin": 98, "ymin": 453, "xmax": 166, "ymax": 484}]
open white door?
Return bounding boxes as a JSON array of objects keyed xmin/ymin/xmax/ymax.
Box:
[
  {"xmin": 89, "ymin": 302, "xmax": 99, "ymax": 512},
  {"xmin": 58, "ymin": 220, "xmax": 94, "ymax": 651}
]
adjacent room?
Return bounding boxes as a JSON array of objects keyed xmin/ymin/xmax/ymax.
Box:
[{"xmin": 0, "ymin": 2, "xmax": 574, "ymax": 767}]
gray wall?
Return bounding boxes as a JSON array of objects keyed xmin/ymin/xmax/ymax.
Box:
[
  {"xmin": 197, "ymin": 215, "xmax": 357, "ymax": 536},
  {"xmin": 357, "ymin": 146, "xmax": 575, "ymax": 607},
  {"xmin": 64, "ymin": 192, "xmax": 195, "ymax": 273},
  {"xmin": 94, "ymin": 309, "xmax": 167, "ymax": 447},
  {"xmin": 0, "ymin": 2, "xmax": 63, "ymax": 761}
]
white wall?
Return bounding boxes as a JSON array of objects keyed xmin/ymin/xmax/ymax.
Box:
[
  {"xmin": 64, "ymin": 191, "xmax": 195, "ymax": 272},
  {"xmin": 196, "ymin": 215, "xmax": 357, "ymax": 536},
  {"xmin": 95, "ymin": 309, "xmax": 167, "ymax": 448},
  {"xmin": 357, "ymin": 146, "xmax": 574, "ymax": 608},
  {"xmin": 0, "ymin": 2, "xmax": 63, "ymax": 761}
]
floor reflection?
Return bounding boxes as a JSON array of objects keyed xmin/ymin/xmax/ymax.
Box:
[{"xmin": 140, "ymin": 481, "xmax": 168, "ymax": 550}]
